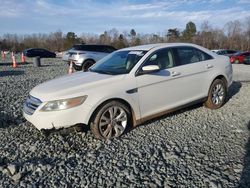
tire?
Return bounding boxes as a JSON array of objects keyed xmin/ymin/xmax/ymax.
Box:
[
  {"xmin": 82, "ymin": 60, "xmax": 95, "ymax": 72},
  {"xmin": 90, "ymin": 101, "xmax": 131, "ymax": 140},
  {"xmin": 204, "ymin": 79, "xmax": 227, "ymax": 109},
  {"xmin": 73, "ymin": 63, "xmax": 82, "ymax": 71}
]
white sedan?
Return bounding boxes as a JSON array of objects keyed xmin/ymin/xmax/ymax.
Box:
[{"xmin": 23, "ymin": 43, "xmax": 233, "ymax": 139}]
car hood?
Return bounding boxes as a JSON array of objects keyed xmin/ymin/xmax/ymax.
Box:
[{"xmin": 30, "ymin": 72, "xmax": 125, "ymax": 102}]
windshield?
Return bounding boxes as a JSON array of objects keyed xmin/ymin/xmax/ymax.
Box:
[{"xmin": 90, "ymin": 50, "xmax": 147, "ymax": 75}]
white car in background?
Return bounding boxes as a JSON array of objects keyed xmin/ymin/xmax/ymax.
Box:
[
  {"xmin": 23, "ymin": 43, "xmax": 233, "ymax": 139},
  {"xmin": 62, "ymin": 44, "xmax": 117, "ymax": 71}
]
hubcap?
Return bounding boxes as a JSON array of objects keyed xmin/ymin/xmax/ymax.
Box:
[
  {"xmin": 99, "ymin": 106, "xmax": 127, "ymax": 139},
  {"xmin": 211, "ymin": 83, "xmax": 224, "ymax": 105}
]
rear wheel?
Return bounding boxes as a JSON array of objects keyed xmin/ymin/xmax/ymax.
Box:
[
  {"xmin": 204, "ymin": 79, "xmax": 227, "ymax": 109},
  {"xmin": 90, "ymin": 101, "xmax": 131, "ymax": 139},
  {"xmin": 82, "ymin": 60, "xmax": 95, "ymax": 72}
]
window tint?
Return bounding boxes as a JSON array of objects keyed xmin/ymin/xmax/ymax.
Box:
[
  {"xmin": 93, "ymin": 46, "xmax": 103, "ymax": 52},
  {"xmin": 175, "ymin": 47, "xmax": 213, "ymax": 65},
  {"xmin": 72, "ymin": 45, "xmax": 94, "ymax": 51},
  {"xmin": 244, "ymin": 53, "xmax": 250, "ymax": 62},
  {"xmin": 71, "ymin": 45, "xmax": 116, "ymax": 53},
  {"xmin": 143, "ymin": 48, "xmax": 175, "ymax": 70},
  {"xmin": 104, "ymin": 46, "xmax": 116, "ymax": 53},
  {"xmin": 72, "ymin": 45, "xmax": 84, "ymax": 51},
  {"xmin": 217, "ymin": 51, "xmax": 224, "ymax": 55},
  {"xmin": 227, "ymin": 50, "xmax": 237, "ymax": 54}
]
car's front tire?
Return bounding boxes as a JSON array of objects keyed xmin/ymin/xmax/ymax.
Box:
[
  {"xmin": 204, "ymin": 79, "xmax": 227, "ymax": 109},
  {"xmin": 82, "ymin": 60, "xmax": 95, "ymax": 72},
  {"xmin": 90, "ymin": 101, "xmax": 131, "ymax": 140}
]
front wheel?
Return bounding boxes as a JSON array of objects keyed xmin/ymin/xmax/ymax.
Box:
[
  {"xmin": 90, "ymin": 101, "xmax": 131, "ymax": 140},
  {"xmin": 204, "ymin": 79, "xmax": 227, "ymax": 109},
  {"xmin": 73, "ymin": 63, "xmax": 82, "ymax": 71},
  {"xmin": 82, "ymin": 60, "xmax": 95, "ymax": 72}
]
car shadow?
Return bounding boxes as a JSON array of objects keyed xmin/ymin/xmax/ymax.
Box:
[
  {"xmin": 0, "ymin": 70, "xmax": 24, "ymax": 77},
  {"xmin": 226, "ymin": 81, "xmax": 242, "ymax": 102},
  {"xmin": 134, "ymin": 102, "xmax": 203, "ymax": 131},
  {"xmin": 0, "ymin": 62, "xmax": 13, "ymax": 66},
  {"xmin": 0, "ymin": 62, "xmax": 31, "ymax": 66},
  {"xmin": 238, "ymin": 121, "xmax": 250, "ymax": 187},
  {"xmin": 0, "ymin": 112, "xmax": 16, "ymax": 129}
]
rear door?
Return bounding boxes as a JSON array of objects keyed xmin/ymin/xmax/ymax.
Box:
[{"xmin": 171, "ymin": 46, "xmax": 215, "ymax": 101}]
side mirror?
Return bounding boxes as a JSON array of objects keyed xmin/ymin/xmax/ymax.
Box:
[
  {"xmin": 136, "ymin": 65, "xmax": 160, "ymax": 76},
  {"xmin": 141, "ymin": 65, "xmax": 160, "ymax": 73}
]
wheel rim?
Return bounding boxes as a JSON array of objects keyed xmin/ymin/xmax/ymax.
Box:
[
  {"xmin": 99, "ymin": 106, "xmax": 128, "ymax": 139},
  {"xmin": 211, "ymin": 83, "xmax": 224, "ymax": 105}
]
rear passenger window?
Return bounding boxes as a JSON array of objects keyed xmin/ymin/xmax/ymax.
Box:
[
  {"xmin": 227, "ymin": 50, "xmax": 237, "ymax": 54},
  {"xmin": 86, "ymin": 45, "xmax": 96, "ymax": 52},
  {"xmin": 175, "ymin": 47, "xmax": 213, "ymax": 65},
  {"xmin": 94, "ymin": 46, "xmax": 104, "ymax": 52}
]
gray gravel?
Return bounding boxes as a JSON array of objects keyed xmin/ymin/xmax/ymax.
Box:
[{"xmin": 0, "ymin": 57, "xmax": 250, "ymax": 187}]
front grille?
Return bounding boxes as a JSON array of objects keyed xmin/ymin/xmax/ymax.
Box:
[{"xmin": 23, "ymin": 95, "xmax": 42, "ymax": 115}]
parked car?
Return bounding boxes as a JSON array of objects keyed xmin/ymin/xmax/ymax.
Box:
[
  {"xmin": 211, "ymin": 49, "xmax": 239, "ymax": 57},
  {"xmin": 230, "ymin": 51, "xmax": 250, "ymax": 64},
  {"xmin": 23, "ymin": 43, "xmax": 233, "ymax": 139},
  {"xmin": 62, "ymin": 44, "xmax": 117, "ymax": 71},
  {"xmin": 23, "ymin": 48, "xmax": 56, "ymax": 58}
]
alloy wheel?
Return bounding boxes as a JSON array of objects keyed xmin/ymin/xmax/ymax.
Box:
[
  {"xmin": 211, "ymin": 83, "xmax": 225, "ymax": 105},
  {"xmin": 99, "ymin": 106, "xmax": 128, "ymax": 139}
]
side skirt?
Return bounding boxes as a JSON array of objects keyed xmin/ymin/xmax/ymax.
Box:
[{"xmin": 134, "ymin": 97, "xmax": 207, "ymax": 126}]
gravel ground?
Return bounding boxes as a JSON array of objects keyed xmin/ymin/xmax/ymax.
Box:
[{"xmin": 0, "ymin": 57, "xmax": 250, "ymax": 187}]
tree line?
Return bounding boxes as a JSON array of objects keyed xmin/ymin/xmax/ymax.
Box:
[{"xmin": 0, "ymin": 18, "xmax": 250, "ymax": 52}]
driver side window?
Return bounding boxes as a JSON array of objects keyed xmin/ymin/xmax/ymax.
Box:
[{"xmin": 143, "ymin": 48, "xmax": 175, "ymax": 70}]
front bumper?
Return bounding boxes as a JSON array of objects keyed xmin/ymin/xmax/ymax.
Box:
[{"xmin": 23, "ymin": 102, "xmax": 93, "ymax": 130}]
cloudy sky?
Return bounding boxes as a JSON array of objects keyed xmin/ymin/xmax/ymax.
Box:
[{"xmin": 0, "ymin": 0, "xmax": 249, "ymax": 36}]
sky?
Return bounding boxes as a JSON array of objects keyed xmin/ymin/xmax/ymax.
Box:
[{"xmin": 0, "ymin": 0, "xmax": 250, "ymax": 36}]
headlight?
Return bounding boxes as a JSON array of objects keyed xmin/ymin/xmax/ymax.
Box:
[{"xmin": 40, "ymin": 96, "xmax": 87, "ymax": 112}]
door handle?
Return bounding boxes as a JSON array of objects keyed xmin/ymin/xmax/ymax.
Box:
[
  {"xmin": 171, "ymin": 71, "xmax": 181, "ymax": 77},
  {"xmin": 206, "ymin": 64, "xmax": 213, "ymax": 69}
]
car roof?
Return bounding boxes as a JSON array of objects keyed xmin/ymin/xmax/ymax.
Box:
[
  {"xmin": 26, "ymin": 48, "xmax": 48, "ymax": 51},
  {"xmin": 235, "ymin": 51, "xmax": 250, "ymax": 55},
  {"xmin": 73, "ymin": 44, "xmax": 114, "ymax": 47},
  {"xmin": 118, "ymin": 43, "xmax": 202, "ymax": 51}
]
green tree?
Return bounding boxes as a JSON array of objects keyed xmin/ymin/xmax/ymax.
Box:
[
  {"xmin": 130, "ymin": 29, "xmax": 136, "ymax": 37},
  {"xmin": 182, "ymin": 21, "xmax": 197, "ymax": 42},
  {"xmin": 130, "ymin": 29, "xmax": 137, "ymax": 46},
  {"xmin": 166, "ymin": 28, "xmax": 180, "ymax": 42},
  {"xmin": 114, "ymin": 34, "xmax": 127, "ymax": 49},
  {"xmin": 64, "ymin": 32, "xmax": 81, "ymax": 49}
]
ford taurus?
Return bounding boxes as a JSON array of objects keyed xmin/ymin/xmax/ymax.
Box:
[{"xmin": 23, "ymin": 43, "xmax": 233, "ymax": 139}]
